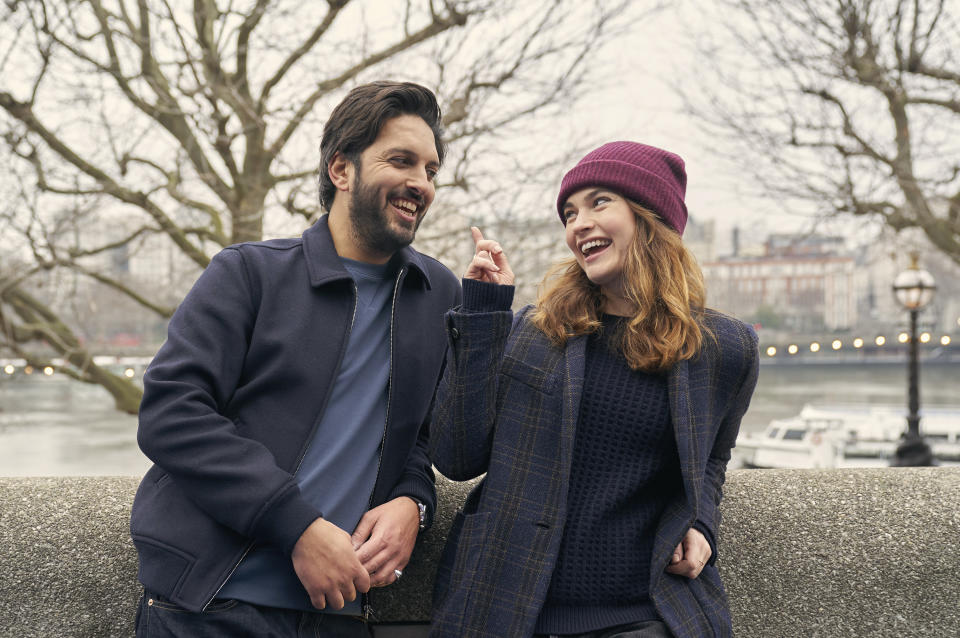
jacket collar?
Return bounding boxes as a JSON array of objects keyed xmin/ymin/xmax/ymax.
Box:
[{"xmin": 301, "ymin": 215, "xmax": 433, "ymax": 289}]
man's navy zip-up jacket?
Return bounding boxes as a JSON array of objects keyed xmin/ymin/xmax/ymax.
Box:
[{"xmin": 130, "ymin": 215, "xmax": 461, "ymax": 612}]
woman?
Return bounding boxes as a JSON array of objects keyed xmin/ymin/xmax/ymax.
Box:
[{"xmin": 429, "ymin": 142, "xmax": 759, "ymax": 638}]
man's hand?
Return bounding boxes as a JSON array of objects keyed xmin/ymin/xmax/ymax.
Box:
[
  {"xmin": 292, "ymin": 517, "xmax": 370, "ymax": 610},
  {"xmin": 464, "ymin": 227, "xmax": 514, "ymax": 286},
  {"xmin": 351, "ymin": 496, "xmax": 420, "ymax": 587},
  {"xmin": 665, "ymin": 527, "xmax": 712, "ymax": 579}
]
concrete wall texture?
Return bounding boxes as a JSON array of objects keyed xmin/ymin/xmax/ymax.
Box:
[{"xmin": 1, "ymin": 468, "xmax": 958, "ymax": 637}]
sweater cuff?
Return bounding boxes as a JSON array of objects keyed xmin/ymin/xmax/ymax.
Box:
[
  {"xmin": 460, "ymin": 279, "xmax": 514, "ymax": 312},
  {"xmin": 693, "ymin": 519, "xmax": 718, "ymax": 565}
]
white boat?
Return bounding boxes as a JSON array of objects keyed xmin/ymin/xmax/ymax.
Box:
[{"xmin": 732, "ymin": 404, "xmax": 960, "ymax": 469}]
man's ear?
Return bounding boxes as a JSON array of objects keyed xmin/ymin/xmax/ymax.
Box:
[{"xmin": 328, "ymin": 152, "xmax": 354, "ymax": 192}]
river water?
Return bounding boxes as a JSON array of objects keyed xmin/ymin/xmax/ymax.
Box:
[{"xmin": 1, "ymin": 361, "xmax": 957, "ymax": 476}]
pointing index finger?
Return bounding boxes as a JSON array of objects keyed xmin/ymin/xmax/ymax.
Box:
[{"xmin": 470, "ymin": 226, "xmax": 484, "ymax": 247}]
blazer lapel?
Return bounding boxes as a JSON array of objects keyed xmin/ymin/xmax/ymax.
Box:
[
  {"xmin": 668, "ymin": 358, "xmax": 700, "ymax": 511},
  {"xmin": 559, "ymin": 335, "xmax": 587, "ymax": 486}
]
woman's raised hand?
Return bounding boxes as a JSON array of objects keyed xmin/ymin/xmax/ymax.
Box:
[{"xmin": 464, "ymin": 226, "xmax": 514, "ymax": 286}]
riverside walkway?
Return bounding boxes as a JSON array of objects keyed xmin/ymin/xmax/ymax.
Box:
[{"xmin": 1, "ymin": 468, "xmax": 958, "ymax": 637}]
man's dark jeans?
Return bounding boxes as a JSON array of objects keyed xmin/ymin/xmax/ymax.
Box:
[{"xmin": 135, "ymin": 590, "xmax": 373, "ymax": 638}]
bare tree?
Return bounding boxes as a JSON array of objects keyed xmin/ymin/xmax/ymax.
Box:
[
  {"xmin": 0, "ymin": 0, "xmax": 643, "ymax": 412},
  {"xmin": 680, "ymin": 0, "xmax": 960, "ymax": 264}
]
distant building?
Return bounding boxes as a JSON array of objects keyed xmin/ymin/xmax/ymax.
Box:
[
  {"xmin": 701, "ymin": 233, "xmax": 857, "ymax": 331},
  {"xmin": 764, "ymin": 234, "xmax": 845, "ymax": 258},
  {"xmin": 684, "ymin": 217, "xmax": 716, "ymax": 264}
]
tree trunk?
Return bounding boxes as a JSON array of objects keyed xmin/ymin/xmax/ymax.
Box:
[{"xmin": 232, "ymin": 191, "xmax": 268, "ymax": 244}]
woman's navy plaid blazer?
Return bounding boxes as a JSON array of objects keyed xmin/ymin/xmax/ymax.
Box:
[{"xmin": 429, "ymin": 291, "xmax": 759, "ymax": 638}]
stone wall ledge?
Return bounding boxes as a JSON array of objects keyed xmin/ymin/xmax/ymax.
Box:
[{"xmin": 1, "ymin": 468, "xmax": 958, "ymax": 637}]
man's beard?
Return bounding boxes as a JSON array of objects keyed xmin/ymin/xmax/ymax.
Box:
[{"xmin": 348, "ymin": 171, "xmax": 423, "ymax": 258}]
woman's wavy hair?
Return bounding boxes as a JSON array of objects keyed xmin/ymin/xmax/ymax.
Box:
[{"xmin": 531, "ymin": 199, "xmax": 709, "ymax": 371}]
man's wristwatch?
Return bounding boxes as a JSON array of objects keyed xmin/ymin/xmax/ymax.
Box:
[{"xmin": 413, "ymin": 498, "xmax": 427, "ymax": 531}]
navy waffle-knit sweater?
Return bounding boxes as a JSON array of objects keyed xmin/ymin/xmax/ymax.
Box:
[{"xmin": 534, "ymin": 315, "xmax": 682, "ymax": 634}]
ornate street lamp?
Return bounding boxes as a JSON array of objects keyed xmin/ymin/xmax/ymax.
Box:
[{"xmin": 890, "ymin": 254, "xmax": 937, "ymax": 466}]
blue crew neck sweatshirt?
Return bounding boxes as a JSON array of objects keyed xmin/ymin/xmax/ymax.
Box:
[{"xmin": 218, "ymin": 257, "xmax": 395, "ymax": 613}]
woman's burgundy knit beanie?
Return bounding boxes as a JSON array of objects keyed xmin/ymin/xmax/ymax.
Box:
[{"xmin": 556, "ymin": 141, "xmax": 688, "ymax": 236}]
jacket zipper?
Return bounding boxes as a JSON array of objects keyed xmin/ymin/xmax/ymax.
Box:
[
  {"xmin": 362, "ymin": 265, "xmax": 404, "ymax": 621},
  {"xmin": 202, "ymin": 281, "xmax": 361, "ymax": 611}
]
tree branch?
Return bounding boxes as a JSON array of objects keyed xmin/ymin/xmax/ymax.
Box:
[
  {"xmin": 257, "ymin": 0, "xmax": 348, "ymax": 110},
  {"xmin": 267, "ymin": 5, "xmax": 468, "ymax": 160},
  {"xmin": 0, "ymin": 92, "xmax": 210, "ymax": 269},
  {"xmin": 1, "ymin": 284, "xmax": 142, "ymax": 412}
]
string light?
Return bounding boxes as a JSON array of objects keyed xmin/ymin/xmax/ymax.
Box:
[
  {"xmin": 3, "ymin": 365, "xmax": 14, "ymax": 375},
  {"xmin": 759, "ymin": 329, "xmax": 960, "ymax": 358},
  {"xmin": 43, "ymin": 366, "xmax": 54, "ymax": 376}
]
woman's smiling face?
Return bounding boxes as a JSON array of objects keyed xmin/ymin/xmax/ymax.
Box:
[{"xmin": 562, "ymin": 187, "xmax": 637, "ymax": 297}]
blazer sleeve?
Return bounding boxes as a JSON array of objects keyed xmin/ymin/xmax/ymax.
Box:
[
  {"xmin": 429, "ymin": 279, "xmax": 515, "ymax": 481},
  {"xmin": 137, "ymin": 249, "xmax": 320, "ymax": 555},
  {"xmin": 698, "ymin": 320, "xmax": 759, "ymax": 563}
]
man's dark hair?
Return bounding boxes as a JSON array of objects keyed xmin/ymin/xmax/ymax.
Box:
[{"xmin": 319, "ymin": 81, "xmax": 446, "ymax": 211}]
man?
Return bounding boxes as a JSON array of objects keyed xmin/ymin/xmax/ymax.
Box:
[{"xmin": 130, "ymin": 81, "xmax": 461, "ymax": 637}]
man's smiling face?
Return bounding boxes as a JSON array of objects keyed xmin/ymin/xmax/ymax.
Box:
[{"xmin": 346, "ymin": 114, "xmax": 440, "ymax": 261}]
